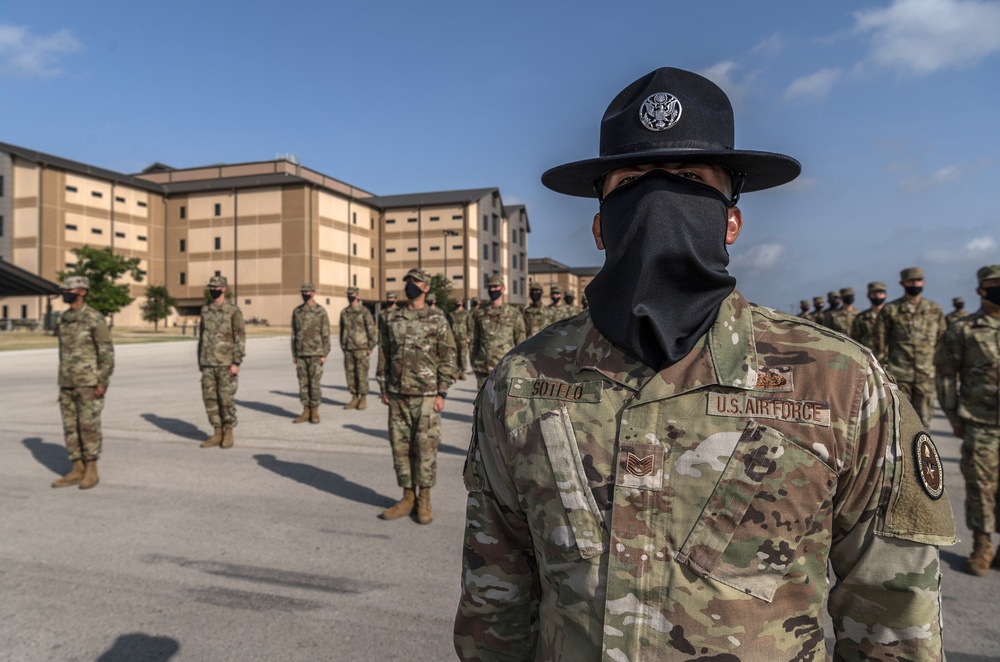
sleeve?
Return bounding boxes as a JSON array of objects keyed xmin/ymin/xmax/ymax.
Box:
[
  {"xmin": 365, "ymin": 308, "xmax": 377, "ymax": 349},
  {"xmin": 454, "ymin": 377, "xmax": 539, "ymax": 661},
  {"xmin": 322, "ymin": 308, "xmax": 332, "ymax": 357},
  {"xmin": 934, "ymin": 325, "xmax": 962, "ymax": 429},
  {"xmin": 934, "ymin": 309, "xmax": 947, "ymax": 345},
  {"xmin": 291, "ymin": 309, "xmax": 298, "ymax": 356},
  {"xmin": 512, "ymin": 310, "xmax": 526, "ymax": 347},
  {"xmin": 197, "ymin": 311, "xmax": 205, "ymax": 366},
  {"xmin": 376, "ymin": 314, "xmax": 389, "ymax": 392},
  {"xmin": 339, "ymin": 310, "xmax": 347, "ymax": 350},
  {"xmin": 827, "ymin": 357, "xmax": 955, "ymax": 661},
  {"xmin": 436, "ymin": 318, "xmax": 457, "ymax": 394},
  {"xmin": 93, "ymin": 315, "xmax": 115, "ymax": 389},
  {"xmin": 848, "ymin": 314, "xmax": 862, "ymax": 343},
  {"xmin": 470, "ymin": 314, "xmax": 482, "ymax": 367},
  {"xmin": 873, "ymin": 309, "xmax": 889, "ymax": 364},
  {"xmin": 232, "ymin": 307, "xmax": 246, "ymax": 365}
]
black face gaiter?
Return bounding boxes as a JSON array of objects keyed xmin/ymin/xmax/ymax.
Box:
[
  {"xmin": 530, "ymin": 290, "xmax": 542, "ymax": 303},
  {"xmin": 982, "ymin": 286, "xmax": 1000, "ymax": 306},
  {"xmin": 404, "ymin": 282, "xmax": 423, "ymax": 300},
  {"xmin": 905, "ymin": 285, "xmax": 924, "ymax": 297},
  {"xmin": 586, "ymin": 170, "xmax": 736, "ymax": 369}
]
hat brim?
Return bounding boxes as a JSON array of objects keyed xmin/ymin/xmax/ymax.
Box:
[{"xmin": 541, "ymin": 149, "xmax": 801, "ymax": 198}]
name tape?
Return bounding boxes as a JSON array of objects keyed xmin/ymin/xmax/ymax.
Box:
[{"xmin": 510, "ymin": 378, "xmax": 602, "ymax": 403}]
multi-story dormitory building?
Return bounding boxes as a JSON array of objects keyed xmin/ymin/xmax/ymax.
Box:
[
  {"xmin": 527, "ymin": 257, "xmax": 599, "ymax": 302},
  {"xmin": 0, "ymin": 141, "xmax": 529, "ymax": 327}
]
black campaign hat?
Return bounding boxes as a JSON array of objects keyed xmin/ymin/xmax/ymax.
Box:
[{"xmin": 542, "ymin": 67, "xmax": 801, "ymax": 198}]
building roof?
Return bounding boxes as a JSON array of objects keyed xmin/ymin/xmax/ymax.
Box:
[
  {"xmin": 0, "ymin": 258, "xmax": 61, "ymax": 296},
  {"xmin": 571, "ymin": 266, "xmax": 601, "ymax": 276},
  {"xmin": 366, "ymin": 187, "xmax": 499, "ymax": 209},
  {"xmin": 0, "ymin": 141, "xmax": 165, "ymax": 193},
  {"xmin": 527, "ymin": 257, "xmax": 571, "ymax": 273}
]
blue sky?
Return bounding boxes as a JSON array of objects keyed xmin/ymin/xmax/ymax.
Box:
[{"xmin": 3, "ymin": 0, "xmax": 999, "ymax": 312}]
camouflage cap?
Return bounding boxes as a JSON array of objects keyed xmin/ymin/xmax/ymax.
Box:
[
  {"xmin": 386, "ymin": 291, "xmax": 397, "ymax": 300},
  {"xmin": 404, "ymin": 268, "xmax": 431, "ymax": 284},
  {"xmin": 346, "ymin": 286, "xmax": 359, "ymax": 295},
  {"xmin": 800, "ymin": 299, "xmax": 810, "ymax": 307},
  {"xmin": 486, "ymin": 275, "xmax": 504, "ymax": 288},
  {"xmin": 900, "ymin": 266, "xmax": 924, "ymax": 281},
  {"xmin": 301, "ymin": 283, "xmax": 316, "ymax": 292},
  {"xmin": 208, "ymin": 275, "xmax": 228, "ymax": 288},
  {"xmin": 867, "ymin": 281, "xmax": 887, "ymax": 293},
  {"xmin": 839, "ymin": 287, "xmax": 855, "ymax": 297},
  {"xmin": 812, "ymin": 296, "xmax": 825, "ymax": 306},
  {"xmin": 61, "ymin": 275, "xmax": 89, "ymax": 290},
  {"xmin": 550, "ymin": 285, "xmax": 563, "ymax": 294},
  {"xmin": 977, "ymin": 264, "xmax": 1000, "ymax": 284},
  {"xmin": 827, "ymin": 290, "xmax": 841, "ymax": 300},
  {"xmin": 529, "ymin": 281, "xmax": 543, "ymax": 291},
  {"xmin": 952, "ymin": 296, "xmax": 965, "ymax": 306},
  {"xmin": 426, "ymin": 292, "xmax": 437, "ymax": 302}
]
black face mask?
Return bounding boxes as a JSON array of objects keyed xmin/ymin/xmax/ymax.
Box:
[
  {"xmin": 387, "ymin": 299, "xmax": 397, "ymax": 307},
  {"xmin": 842, "ymin": 295, "xmax": 854, "ymax": 306},
  {"xmin": 869, "ymin": 295, "xmax": 887, "ymax": 307},
  {"xmin": 301, "ymin": 293, "xmax": 312, "ymax": 303},
  {"xmin": 62, "ymin": 292, "xmax": 79, "ymax": 305},
  {"xmin": 488, "ymin": 289, "xmax": 503, "ymax": 302},
  {"xmin": 209, "ymin": 289, "xmax": 224, "ymax": 300},
  {"xmin": 565, "ymin": 295, "xmax": 575, "ymax": 305},
  {"xmin": 904, "ymin": 285, "xmax": 923, "ymax": 297},
  {"xmin": 347, "ymin": 295, "xmax": 357, "ymax": 304},
  {"xmin": 982, "ymin": 286, "xmax": 1000, "ymax": 306},
  {"xmin": 404, "ymin": 282, "xmax": 423, "ymax": 300},
  {"xmin": 530, "ymin": 290, "xmax": 542, "ymax": 303},
  {"xmin": 586, "ymin": 170, "xmax": 736, "ymax": 369}
]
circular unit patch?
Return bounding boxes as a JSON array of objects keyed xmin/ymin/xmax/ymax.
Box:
[{"xmin": 914, "ymin": 432, "xmax": 944, "ymax": 500}]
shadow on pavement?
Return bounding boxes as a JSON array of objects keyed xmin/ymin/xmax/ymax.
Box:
[
  {"xmin": 96, "ymin": 633, "xmax": 180, "ymax": 662},
  {"xmin": 439, "ymin": 443, "xmax": 468, "ymax": 457},
  {"xmin": 22, "ymin": 437, "xmax": 70, "ymax": 476},
  {"xmin": 343, "ymin": 423, "xmax": 388, "ymax": 441},
  {"xmin": 441, "ymin": 410, "xmax": 473, "ymax": 424},
  {"xmin": 253, "ymin": 453, "xmax": 395, "ymax": 508},
  {"xmin": 141, "ymin": 414, "xmax": 209, "ymax": 442},
  {"xmin": 235, "ymin": 399, "xmax": 298, "ymax": 419},
  {"xmin": 270, "ymin": 390, "xmax": 345, "ymax": 407},
  {"xmin": 940, "ymin": 548, "xmax": 972, "ymax": 573}
]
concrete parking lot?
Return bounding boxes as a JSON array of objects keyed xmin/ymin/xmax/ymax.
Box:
[{"xmin": 1, "ymin": 336, "xmax": 998, "ymax": 661}]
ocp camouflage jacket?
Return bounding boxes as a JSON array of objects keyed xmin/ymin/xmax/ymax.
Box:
[
  {"xmin": 377, "ymin": 306, "xmax": 456, "ymax": 396},
  {"xmin": 292, "ymin": 302, "xmax": 331, "ymax": 357},
  {"xmin": 198, "ymin": 301, "xmax": 245, "ymax": 367},
  {"xmin": 849, "ymin": 306, "xmax": 882, "ymax": 351},
  {"xmin": 457, "ymin": 290, "xmax": 956, "ymax": 662},
  {"xmin": 57, "ymin": 305, "xmax": 114, "ymax": 389},
  {"xmin": 470, "ymin": 304, "xmax": 526, "ymax": 374},
  {"xmin": 875, "ymin": 297, "xmax": 946, "ymax": 383},
  {"xmin": 935, "ymin": 308, "xmax": 1000, "ymax": 427},
  {"xmin": 340, "ymin": 304, "xmax": 376, "ymax": 351}
]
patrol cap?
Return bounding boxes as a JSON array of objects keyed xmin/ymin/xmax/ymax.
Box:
[
  {"xmin": 529, "ymin": 281, "xmax": 543, "ymax": 291},
  {"xmin": 486, "ymin": 275, "xmax": 505, "ymax": 288},
  {"xmin": 827, "ymin": 291, "xmax": 840, "ymax": 300},
  {"xmin": 799, "ymin": 299, "xmax": 810, "ymax": 307},
  {"xmin": 426, "ymin": 292, "xmax": 437, "ymax": 302},
  {"xmin": 61, "ymin": 275, "xmax": 89, "ymax": 290},
  {"xmin": 900, "ymin": 266, "xmax": 924, "ymax": 281},
  {"xmin": 301, "ymin": 283, "xmax": 316, "ymax": 292},
  {"xmin": 346, "ymin": 286, "xmax": 359, "ymax": 295},
  {"xmin": 839, "ymin": 287, "xmax": 854, "ymax": 297},
  {"xmin": 952, "ymin": 296, "xmax": 965, "ymax": 306},
  {"xmin": 867, "ymin": 281, "xmax": 887, "ymax": 293},
  {"xmin": 404, "ymin": 268, "xmax": 431, "ymax": 284},
  {"xmin": 977, "ymin": 264, "xmax": 1000, "ymax": 284},
  {"xmin": 208, "ymin": 275, "xmax": 228, "ymax": 288},
  {"xmin": 812, "ymin": 296, "xmax": 824, "ymax": 306},
  {"xmin": 550, "ymin": 285, "xmax": 563, "ymax": 294},
  {"xmin": 386, "ymin": 291, "xmax": 397, "ymax": 300}
]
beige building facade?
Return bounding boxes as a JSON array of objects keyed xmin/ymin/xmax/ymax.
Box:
[{"xmin": 528, "ymin": 257, "xmax": 599, "ymax": 304}]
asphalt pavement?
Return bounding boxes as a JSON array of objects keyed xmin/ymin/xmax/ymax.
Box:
[{"xmin": 1, "ymin": 336, "xmax": 997, "ymax": 661}]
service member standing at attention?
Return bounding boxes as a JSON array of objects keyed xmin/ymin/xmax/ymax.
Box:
[
  {"xmin": 376, "ymin": 268, "xmax": 456, "ymax": 524},
  {"xmin": 935, "ymin": 264, "xmax": 1000, "ymax": 576},
  {"xmin": 340, "ymin": 286, "xmax": 377, "ymax": 411},
  {"xmin": 52, "ymin": 276, "xmax": 114, "ymax": 489},
  {"xmin": 797, "ymin": 298, "xmax": 811, "ymax": 317},
  {"xmin": 563, "ymin": 290, "xmax": 583, "ymax": 318},
  {"xmin": 806, "ymin": 295, "xmax": 825, "ymax": 323},
  {"xmin": 946, "ymin": 296, "xmax": 968, "ymax": 326},
  {"xmin": 850, "ymin": 281, "xmax": 888, "ymax": 350},
  {"xmin": 825, "ymin": 286, "xmax": 858, "ymax": 335},
  {"xmin": 455, "ymin": 67, "xmax": 955, "ymax": 661},
  {"xmin": 876, "ymin": 266, "xmax": 946, "ymax": 427},
  {"xmin": 546, "ymin": 284, "xmax": 571, "ymax": 323},
  {"xmin": 522, "ymin": 281, "xmax": 549, "ymax": 337},
  {"xmin": 470, "ymin": 275, "xmax": 525, "ymax": 390},
  {"xmin": 291, "ymin": 283, "xmax": 331, "ymax": 424},
  {"xmin": 198, "ymin": 275, "xmax": 245, "ymax": 449},
  {"xmin": 449, "ymin": 299, "xmax": 472, "ymax": 381}
]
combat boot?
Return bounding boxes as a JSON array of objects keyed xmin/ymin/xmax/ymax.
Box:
[
  {"xmin": 309, "ymin": 407, "xmax": 320, "ymax": 424},
  {"xmin": 51, "ymin": 459, "xmax": 85, "ymax": 488},
  {"xmin": 200, "ymin": 428, "xmax": 224, "ymax": 448},
  {"xmin": 220, "ymin": 428, "xmax": 235, "ymax": 449},
  {"xmin": 967, "ymin": 530, "xmax": 993, "ymax": 576},
  {"xmin": 79, "ymin": 459, "xmax": 99, "ymax": 490},
  {"xmin": 357, "ymin": 395, "xmax": 367, "ymax": 411},
  {"xmin": 344, "ymin": 395, "xmax": 359, "ymax": 410},
  {"xmin": 292, "ymin": 408, "xmax": 310, "ymax": 424},
  {"xmin": 380, "ymin": 488, "xmax": 415, "ymax": 520},
  {"xmin": 416, "ymin": 487, "xmax": 433, "ymax": 525}
]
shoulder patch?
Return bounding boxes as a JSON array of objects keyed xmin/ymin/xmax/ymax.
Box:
[
  {"xmin": 509, "ymin": 378, "xmax": 602, "ymax": 403},
  {"xmin": 753, "ymin": 366, "xmax": 794, "ymax": 392},
  {"xmin": 914, "ymin": 432, "xmax": 944, "ymax": 500}
]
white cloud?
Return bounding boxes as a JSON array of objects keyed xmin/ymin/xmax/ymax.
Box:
[
  {"xmin": 897, "ymin": 162, "xmax": 981, "ymax": 192},
  {"xmin": 730, "ymin": 243, "xmax": 787, "ymax": 275},
  {"xmin": 751, "ymin": 33, "xmax": 786, "ymax": 55},
  {"xmin": 923, "ymin": 234, "xmax": 998, "ymax": 264},
  {"xmin": 783, "ymin": 68, "xmax": 842, "ymax": 102},
  {"xmin": 699, "ymin": 61, "xmax": 753, "ymax": 104},
  {"xmin": 853, "ymin": 0, "xmax": 1000, "ymax": 76},
  {"xmin": 0, "ymin": 23, "xmax": 81, "ymax": 78}
]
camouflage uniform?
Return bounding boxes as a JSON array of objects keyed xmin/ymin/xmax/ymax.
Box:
[
  {"xmin": 797, "ymin": 299, "xmax": 810, "ymax": 318},
  {"xmin": 340, "ymin": 299, "xmax": 377, "ymax": 396},
  {"xmin": 523, "ymin": 302, "xmax": 549, "ymax": 338},
  {"xmin": 946, "ymin": 297, "xmax": 968, "ymax": 327},
  {"xmin": 57, "ymin": 301, "xmax": 114, "ymax": 462},
  {"xmin": 849, "ymin": 281, "xmax": 887, "ymax": 351},
  {"xmin": 825, "ymin": 287, "xmax": 857, "ymax": 336},
  {"xmin": 805, "ymin": 296, "xmax": 825, "ymax": 325},
  {"xmin": 199, "ymin": 293, "xmax": 246, "ymax": 430},
  {"xmin": 292, "ymin": 294, "xmax": 331, "ymax": 409},
  {"xmin": 450, "ymin": 304, "xmax": 472, "ymax": 377},
  {"xmin": 457, "ymin": 291, "xmax": 956, "ymax": 661},
  {"xmin": 471, "ymin": 301, "xmax": 526, "ymax": 390},
  {"xmin": 377, "ymin": 303, "xmax": 456, "ymax": 488}
]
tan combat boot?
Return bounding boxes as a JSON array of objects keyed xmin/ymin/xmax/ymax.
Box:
[
  {"xmin": 79, "ymin": 459, "xmax": 99, "ymax": 490},
  {"xmin": 292, "ymin": 408, "xmax": 310, "ymax": 424},
  {"xmin": 51, "ymin": 459, "xmax": 86, "ymax": 488},
  {"xmin": 380, "ymin": 488, "xmax": 416, "ymax": 520},
  {"xmin": 344, "ymin": 395, "xmax": 359, "ymax": 410},
  {"xmin": 309, "ymin": 407, "xmax": 320, "ymax": 424},
  {"xmin": 357, "ymin": 395, "xmax": 367, "ymax": 411},
  {"xmin": 220, "ymin": 428, "xmax": 235, "ymax": 449},
  {"xmin": 416, "ymin": 487, "xmax": 433, "ymax": 525},
  {"xmin": 200, "ymin": 428, "xmax": 224, "ymax": 448},
  {"xmin": 967, "ymin": 530, "xmax": 994, "ymax": 576}
]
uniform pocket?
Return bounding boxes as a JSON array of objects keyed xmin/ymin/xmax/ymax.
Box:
[{"xmin": 675, "ymin": 420, "xmax": 834, "ymax": 602}]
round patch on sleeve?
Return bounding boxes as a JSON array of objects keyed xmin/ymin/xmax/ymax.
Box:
[{"xmin": 914, "ymin": 432, "xmax": 944, "ymax": 500}]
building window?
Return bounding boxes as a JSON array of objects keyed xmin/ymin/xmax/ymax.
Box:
[
  {"xmin": 0, "ymin": 216, "xmax": 4, "ymax": 237},
  {"xmin": 0, "ymin": 175, "xmax": 4, "ymax": 196},
  {"xmin": 352, "ymin": 212, "xmax": 357, "ymax": 225},
  {"xmin": 520, "ymin": 229, "xmax": 524, "ymax": 246},
  {"xmin": 214, "ymin": 270, "xmax": 221, "ymax": 277},
  {"xmin": 214, "ymin": 237, "xmax": 221, "ymax": 250},
  {"xmin": 65, "ymin": 262, "xmax": 76, "ymax": 269},
  {"xmin": 91, "ymin": 228, "xmax": 103, "ymax": 235},
  {"xmin": 138, "ymin": 269, "xmax": 147, "ymax": 277},
  {"xmin": 492, "ymin": 215, "xmax": 499, "ymax": 235},
  {"xmin": 429, "ymin": 216, "xmax": 439, "ymax": 222},
  {"xmin": 352, "ymin": 243, "xmax": 357, "ymax": 256},
  {"xmin": 387, "ymin": 277, "xmax": 397, "ymax": 282},
  {"xmin": 429, "ymin": 246, "xmax": 441, "ymax": 251},
  {"xmin": 137, "ymin": 235, "xmax": 147, "ymax": 242},
  {"xmin": 180, "ymin": 206, "xmax": 186, "ymax": 220},
  {"xmin": 137, "ymin": 201, "xmax": 147, "ymax": 208},
  {"xmin": 92, "ymin": 191, "xmax": 103, "ymax": 198},
  {"xmin": 386, "ymin": 248, "xmax": 396, "ymax": 253},
  {"xmin": 511, "ymin": 255, "xmax": 517, "ymax": 269},
  {"xmin": 244, "ymin": 299, "xmax": 251, "ymax": 305},
  {"xmin": 21, "ymin": 305, "xmax": 28, "ymax": 319},
  {"xmin": 1, "ymin": 305, "xmax": 6, "ymax": 318},
  {"xmin": 371, "ymin": 277, "xmax": 374, "ymax": 288},
  {"xmin": 407, "ymin": 247, "xmax": 417, "ymax": 252},
  {"xmin": 66, "ymin": 185, "xmax": 78, "ymax": 193},
  {"xmin": 483, "ymin": 215, "xmax": 488, "ymax": 230},
  {"xmin": 513, "ymin": 280, "xmax": 518, "ymax": 295},
  {"xmin": 452, "ymin": 214, "xmax": 462, "ymax": 220},
  {"xmin": 179, "ymin": 239, "xmax": 186, "ymax": 252},
  {"xmin": 452, "ymin": 244, "xmax": 463, "ymax": 250},
  {"xmin": 65, "ymin": 224, "xmax": 78, "ymax": 231},
  {"xmin": 214, "ymin": 203, "xmax": 222, "ymax": 216},
  {"xmin": 452, "ymin": 274, "xmax": 463, "ymax": 280},
  {"xmin": 353, "ymin": 274, "xmax": 357, "ymax": 286},
  {"xmin": 512, "ymin": 230, "xmax": 516, "ymax": 243},
  {"xmin": 370, "ymin": 248, "xmax": 374, "ymax": 259},
  {"xmin": 407, "ymin": 217, "xmax": 417, "ymax": 223},
  {"xmin": 482, "ymin": 244, "xmax": 488, "ymax": 260},
  {"xmin": 115, "ymin": 231, "xmax": 126, "ymax": 239},
  {"xmin": 179, "ymin": 272, "xmax": 186, "ymax": 285},
  {"xmin": 371, "ymin": 218, "xmax": 374, "ymax": 229},
  {"xmin": 492, "ymin": 242, "xmax": 499, "ymax": 262},
  {"xmin": 115, "ymin": 196, "xmax": 126, "ymax": 203},
  {"xmin": 386, "ymin": 219, "xmax": 396, "ymax": 224}
]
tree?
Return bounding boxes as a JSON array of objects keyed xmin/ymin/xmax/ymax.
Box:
[
  {"xmin": 57, "ymin": 246, "xmax": 144, "ymax": 319},
  {"xmin": 429, "ymin": 273, "xmax": 454, "ymax": 312},
  {"xmin": 141, "ymin": 285, "xmax": 177, "ymax": 332}
]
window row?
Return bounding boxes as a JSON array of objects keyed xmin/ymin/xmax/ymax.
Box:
[{"xmin": 65, "ymin": 185, "xmax": 146, "ymax": 207}]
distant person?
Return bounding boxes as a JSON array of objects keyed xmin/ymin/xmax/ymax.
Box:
[
  {"xmin": 198, "ymin": 275, "xmax": 245, "ymax": 449},
  {"xmin": 546, "ymin": 285, "xmax": 571, "ymax": 324},
  {"xmin": 820, "ymin": 289, "xmax": 842, "ymax": 328},
  {"xmin": 426, "ymin": 292, "xmax": 438, "ymax": 309},
  {"xmin": 52, "ymin": 276, "xmax": 114, "ymax": 489},
  {"xmin": 291, "ymin": 283, "xmax": 331, "ymax": 424},
  {"xmin": 340, "ymin": 287, "xmax": 377, "ymax": 411},
  {"xmin": 448, "ymin": 299, "xmax": 472, "ymax": 381},
  {"xmin": 825, "ymin": 287, "xmax": 858, "ymax": 335},
  {"xmin": 806, "ymin": 295, "xmax": 825, "ymax": 323},
  {"xmin": 523, "ymin": 282, "xmax": 548, "ymax": 337},
  {"xmin": 563, "ymin": 291, "xmax": 583, "ymax": 317},
  {"xmin": 798, "ymin": 298, "xmax": 811, "ymax": 317},
  {"xmin": 850, "ymin": 281, "xmax": 888, "ymax": 350},
  {"xmin": 470, "ymin": 275, "xmax": 525, "ymax": 389},
  {"xmin": 946, "ymin": 296, "xmax": 968, "ymax": 326},
  {"xmin": 935, "ymin": 264, "xmax": 1000, "ymax": 576}
]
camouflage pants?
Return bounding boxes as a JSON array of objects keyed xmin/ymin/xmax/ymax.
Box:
[
  {"xmin": 296, "ymin": 356, "xmax": 324, "ymax": 407},
  {"xmin": 59, "ymin": 387, "xmax": 104, "ymax": 461},
  {"xmin": 898, "ymin": 379, "xmax": 936, "ymax": 427},
  {"xmin": 455, "ymin": 338, "xmax": 468, "ymax": 374},
  {"xmin": 387, "ymin": 394, "xmax": 441, "ymax": 488},
  {"xmin": 201, "ymin": 366, "xmax": 238, "ymax": 429},
  {"xmin": 960, "ymin": 422, "xmax": 1000, "ymax": 533},
  {"xmin": 344, "ymin": 349, "xmax": 370, "ymax": 395}
]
